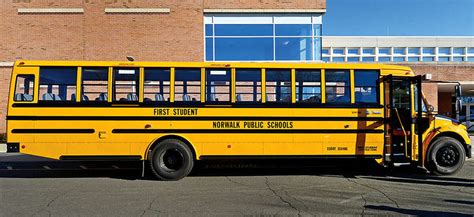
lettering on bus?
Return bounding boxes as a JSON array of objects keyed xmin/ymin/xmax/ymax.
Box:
[
  {"xmin": 153, "ymin": 108, "xmax": 198, "ymax": 116},
  {"xmin": 212, "ymin": 121, "xmax": 293, "ymax": 129}
]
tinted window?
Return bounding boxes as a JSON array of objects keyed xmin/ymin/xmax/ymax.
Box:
[
  {"xmin": 144, "ymin": 68, "xmax": 170, "ymax": 102},
  {"xmin": 14, "ymin": 74, "xmax": 35, "ymax": 102},
  {"xmin": 296, "ymin": 70, "xmax": 321, "ymax": 103},
  {"xmin": 39, "ymin": 67, "xmax": 77, "ymax": 101},
  {"xmin": 175, "ymin": 68, "xmax": 201, "ymax": 102},
  {"xmin": 276, "ymin": 38, "xmax": 312, "ymax": 61},
  {"xmin": 113, "ymin": 68, "xmax": 139, "ymax": 102},
  {"xmin": 235, "ymin": 69, "xmax": 261, "ymax": 102},
  {"xmin": 266, "ymin": 69, "xmax": 291, "ymax": 103},
  {"xmin": 275, "ymin": 24, "xmax": 312, "ymax": 36},
  {"xmin": 82, "ymin": 67, "xmax": 108, "ymax": 102},
  {"xmin": 206, "ymin": 69, "xmax": 230, "ymax": 102},
  {"xmin": 325, "ymin": 70, "xmax": 350, "ymax": 104},
  {"xmin": 354, "ymin": 70, "xmax": 379, "ymax": 104}
]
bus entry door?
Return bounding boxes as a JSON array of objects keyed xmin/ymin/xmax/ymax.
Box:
[{"xmin": 384, "ymin": 76, "xmax": 419, "ymax": 164}]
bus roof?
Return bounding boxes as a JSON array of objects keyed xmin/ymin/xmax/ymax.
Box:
[{"xmin": 14, "ymin": 60, "xmax": 414, "ymax": 76}]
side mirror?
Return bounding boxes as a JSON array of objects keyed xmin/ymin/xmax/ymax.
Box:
[
  {"xmin": 428, "ymin": 105, "xmax": 435, "ymax": 112},
  {"xmin": 455, "ymin": 85, "xmax": 462, "ymax": 98},
  {"xmin": 456, "ymin": 99, "xmax": 463, "ymax": 114}
]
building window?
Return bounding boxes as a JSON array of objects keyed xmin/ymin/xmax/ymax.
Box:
[
  {"xmin": 423, "ymin": 47, "xmax": 435, "ymax": 55},
  {"xmin": 438, "ymin": 57, "xmax": 450, "ymax": 62},
  {"xmin": 379, "ymin": 57, "xmax": 390, "ymax": 62},
  {"xmin": 362, "ymin": 48, "xmax": 374, "ymax": 55},
  {"xmin": 378, "ymin": 48, "xmax": 390, "ymax": 55},
  {"xmin": 393, "ymin": 57, "xmax": 405, "ymax": 62},
  {"xmin": 393, "ymin": 48, "xmax": 405, "ymax": 55},
  {"xmin": 322, "ymin": 57, "xmax": 330, "ymax": 62},
  {"xmin": 322, "ymin": 49, "xmax": 329, "ymax": 55},
  {"xmin": 362, "ymin": 57, "xmax": 375, "ymax": 62},
  {"xmin": 333, "ymin": 57, "xmax": 344, "ymax": 62},
  {"xmin": 439, "ymin": 47, "xmax": 450, "ymax": 55},
  {"xmin": 205, "ymin": 14, "xmax": 322, "ymax": 61},
  {"xmin": 452, "ymin": 57, "xmax": 464, "ymax": 62},
  {"xmin": 333, "ymin": 48, "xmax": 344, "ymax": 55},
  {"xmin": 453, "ymin": 47, "xmax": 464, "ymax": 55},
  {"xmin": 422, "ymin": 57, "xmax": 435, "ymax": 62},
  {"xmin": 348, "ymin": 48, "xmax": 358, "ymax": 55},
  {"xmin": 408, "ymin": 48, "xmax": 420, "ymax": 55},
  {"xmin": 348, "ymin": 57, "xmax": 359, "ymax": 62},
  {"xmin": 408, "ymin": 57, "xmax": 419, "ymax": 62},
  {"xmin": 468, "ymin": 48, "xmax": 474, "ymax": 54}
]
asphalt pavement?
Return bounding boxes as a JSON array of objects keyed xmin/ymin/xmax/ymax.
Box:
[{"xmin": 0, "ymin": 153, "xmax": 472, "ymax": 216}]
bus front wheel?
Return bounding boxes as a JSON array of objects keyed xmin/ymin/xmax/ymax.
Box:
[
  {"xmin": 426, "ymin": 137, "xmax": 465, "ymax": 176},
  {"xmin": 149, "ymin": 139, "xmax": 194, "ymax": 181}
]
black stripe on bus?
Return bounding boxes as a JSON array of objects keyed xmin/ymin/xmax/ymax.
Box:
[
  {"xmin": 199, "ymin": 155, "xmax": 383, "ymax": 160},
  {"xmin": 59, "ymin": 155, "xmax": 141, "ymax": 161},
  {"xmin": 111, "ymin": 129, "xmax": 384, "ymax": 134},
  {"xmin": 11, "ymin": 129, "xmax": 95, "ymax": 134},
  {"xmin": 6, "ymin": 116, "xmax": 385, "ymax": 122},
  {"xmin": 11, "ymin": 102, "xmax": 384, "ymax": 109}
]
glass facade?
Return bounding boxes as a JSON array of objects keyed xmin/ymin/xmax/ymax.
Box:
[
  {"xmin": 323, "ymin": 46, "xmax": 474, "ymax": 63},
  {"xmin": 205, "ymin": 14, "xmax": 323, "ymax": 62}
]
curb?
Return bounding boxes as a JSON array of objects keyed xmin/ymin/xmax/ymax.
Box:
[{"xmin": 0, "ymin": 143, "xmax": 6, "ymax": 153}]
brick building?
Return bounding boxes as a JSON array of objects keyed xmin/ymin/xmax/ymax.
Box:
[{"xmin": 0, "ymin": 0, "xmax": 473, "ymax": 134}]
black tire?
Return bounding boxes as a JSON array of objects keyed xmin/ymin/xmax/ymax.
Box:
[
  {"xmin": 426, "ymin": 137, "xmax": 466, "ymax": 176},
  {"xmin": 149, "ymin": 139, "xmax": 194, "ymax": 181}
]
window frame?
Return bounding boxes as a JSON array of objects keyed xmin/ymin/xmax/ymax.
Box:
[
  {"xmin": 13, "ymin": 74, "xmax": 36, "ymax": 103},
  {"xmin": 143, "ymin": 67, "xmax": 171, "ymax": 104},
  {"xmin": 38, "ymin": 66, "xmax": 78, "ymax": 103},
  {"xmin": 174, "ymin": 68, "xmax": 203, "ymax": 104},
  {"xmin": 353, "ymin": 70, "xmax": 380, "ymax": 105},
  {"xmin": 112, "ymin": 67, "xmax": 140, "ymax": 103},
  {"xmin": 324, "ymin": 70, "xmax": 351, "ymax": 104}
]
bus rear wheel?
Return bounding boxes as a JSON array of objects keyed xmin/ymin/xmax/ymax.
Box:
[
  {"xmin": 427, "ymin": 137, "xmax": 465, "ymax": 176},
  {"xmin": 149, "ymin": 139, "xmax": 194, "ymax": 181}
]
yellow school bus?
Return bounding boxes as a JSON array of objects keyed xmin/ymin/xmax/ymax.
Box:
[{"xmin": 6, "ymin": 60, "xmax": 471, "ymax": 180}]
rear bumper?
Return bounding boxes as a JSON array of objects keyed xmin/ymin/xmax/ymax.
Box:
[{"xmin": 6, "ymin": 143, "xmax": 19, "ymax": 153}]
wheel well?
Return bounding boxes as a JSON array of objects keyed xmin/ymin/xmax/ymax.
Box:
[
  {"xmin": 145, "ymin": 135, "xmax": 197, "ymax": 160},
  {"xmin": 427, "ymin": 132, "xmax": 468, "ymax": 160}
]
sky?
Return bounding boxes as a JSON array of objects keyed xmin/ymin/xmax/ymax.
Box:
[{"xmin": 323, "ymin": 0, "xmax": 474, "ymax": 36}]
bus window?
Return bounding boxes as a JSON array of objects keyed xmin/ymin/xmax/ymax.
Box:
[
  {"xmin": 235, "ymin": 69, "xmax": 261, "ymax": 102},
  {"xmin": 113, "ymin": 68, "xmax": 139, "ymax": 102},
  {"xmin": 14, "ymin": 74, "xmax": 35, "ymax": 102},
  {"xmin": 296, "ymin": 70, "xmax": 321, "ymax": 103},
  {"xmin": 175, "ymin": 68, "xmax": 201, "ymax": 102},
  {"xmin": 39, "ymin": 67, "xmax": 77, "ymax": 102},
  {"xmin": 325, "ymin": 70, "xmax": 350, "ymax": 104},
  {"xmin": 82, "ymin": 67, "xmax": 108, "ymax": 102},
  {"xmin": 206, "ymin": 69, "xmax": 231, "ymax": 102},
  {"xmin": 144, "ymin": 68, "xmax": 170, "ymax": 102},
  {"xmin": 266, "ymin": 69, "xmax": 291, "ymax": 103},
  {"xmin": 354, "ymin": 70, "xmax": 379, "ymax": 104}
]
